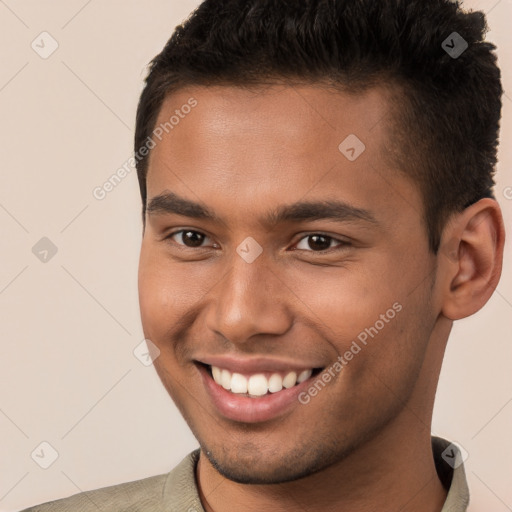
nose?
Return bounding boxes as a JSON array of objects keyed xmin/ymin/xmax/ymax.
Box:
[{"xmin": 204, "ymin": 253, "xmax": 292, "ymax": 345}]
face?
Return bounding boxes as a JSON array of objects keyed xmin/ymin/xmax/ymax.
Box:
[{"xmin": 138, "ymin": 84, "xmax": 440, "ymax": 484}]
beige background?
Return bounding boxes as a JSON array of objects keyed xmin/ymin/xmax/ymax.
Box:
[{"xmin": 0, "ymin": 1, "xmax": 510, "ymax": 510}]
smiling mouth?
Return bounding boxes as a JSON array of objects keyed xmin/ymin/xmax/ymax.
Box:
[{"xmin": 199, "ymin": 363, "xmax": 323, "ymax": 398}]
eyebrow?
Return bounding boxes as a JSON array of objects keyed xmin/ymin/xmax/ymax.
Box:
[{"xmin": 146, "ymin": 191, "xmax": 378, "ymax": 226}]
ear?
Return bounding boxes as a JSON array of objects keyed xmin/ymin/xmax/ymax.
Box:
[{"xmin": 439, "ymin": 198, "xmax": 505, "ymax": 321}]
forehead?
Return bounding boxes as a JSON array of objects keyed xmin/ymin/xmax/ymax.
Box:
[
  {"xmin": 149, "ymin": 83, "xmax": 391, "ymax": 166},
  {"xmin": 159, "ymin": 82, "xmax": 389, "ymax": 127},
  {"xmin": 145, "ymin": 83, "xmax": 420, "ymax": 229}
]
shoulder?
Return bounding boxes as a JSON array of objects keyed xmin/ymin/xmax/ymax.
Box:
[
  {"xmin": 19, "ymin": 472, "xmax": 168, "ymax": 512},
  {"xmin": 19, "ymin": 450, "xmax": 202, "ymax": 512}
]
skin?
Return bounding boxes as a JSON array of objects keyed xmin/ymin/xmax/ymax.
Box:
[{"xmin": 137, "ymin": 84, "xmax": 505, "ymax": 512}]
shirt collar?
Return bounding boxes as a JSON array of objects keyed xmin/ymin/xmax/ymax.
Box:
[{"xmin": 432, "ymin": 436, "xmax": 470, "ymax": 511}]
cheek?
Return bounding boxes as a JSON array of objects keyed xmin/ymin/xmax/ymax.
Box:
[
  {"xmin": 138, "ymin": 247, "xmax": 184, "ymax": 344},
  {"xmin": 284, "ymin": 262, "xmax": 403, "ymax": 345},
  {"xmin": 137, "ymin": 245, "xmax": 224, "ymax": 367},
  {"xmin": 289, "ymin": 256, "xmax": 432, "ymax": 386},
  {"xmin": 138, "ymin": 248, "xmax": 199, "ymax": 328},
  {"xmin": 345, "ymin": 282, "xmax": 434, "ymax": 409}
]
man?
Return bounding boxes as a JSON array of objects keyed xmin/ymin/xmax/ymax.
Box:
[{"xmin": 21, "ymin": 0, "xmax": 505, "ymax": 510}]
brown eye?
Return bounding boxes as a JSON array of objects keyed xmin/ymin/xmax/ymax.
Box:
[
  {"xmin": 295, "ymin": 234, "xmax": 348, "ymax": 252},
  {"xmin": 168, "ymin": 230, "xmax": 209, "ymax": 248},
  {"xmin": 307, "ymin": 235, "xmax": 331, "ymax": 251}
]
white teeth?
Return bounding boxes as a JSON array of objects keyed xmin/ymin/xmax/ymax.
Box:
[
  {"xmin": 230, "ymin": 373, "xmax": 248, "ymax": 394},
  {"xmin": 268, "ymin": 373, "xmax": 283, "ymax": 393},
  {"xmin": 212, "ymin": 366, "xmax": 222, "ymax": 385},
  {"xmin": 282, "ymin": 371, "xmax": 297, "ymax": 389},
  {"xmin": 221, "ymin": 369, "xmax": 231, "ymax": 390},
  {"xmin": 297, "ymin": 369, "xmax": 312, "ymax": 383},
  {"xmin": 209, "ymin": 366, "xmax": 314, "ymax": 396},
  {"xmin": 247, "ymin": 374, "xmax": 268, "ymax": 396}
]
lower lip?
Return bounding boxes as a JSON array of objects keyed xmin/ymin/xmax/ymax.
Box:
[{"xmin": 197, "ymin": 364, "xmax": 316, "ymax": 423}]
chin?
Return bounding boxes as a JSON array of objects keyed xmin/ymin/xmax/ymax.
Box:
[
  {"xmin": 199, "ymin": 438, "xmax": 346, "ymax": 485},
  {"xmin": 204, "ymin": 453, "xmax": 322, "ymax": 484}
]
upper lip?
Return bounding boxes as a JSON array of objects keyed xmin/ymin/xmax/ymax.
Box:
[{"xmin": 195, "ymin": 355, "xmax": 324, "ymax": 374}]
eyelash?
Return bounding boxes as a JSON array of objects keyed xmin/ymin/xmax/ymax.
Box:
[{"xmin": 164, "ymin": 229, "xmax": 350, "ymax": 253}]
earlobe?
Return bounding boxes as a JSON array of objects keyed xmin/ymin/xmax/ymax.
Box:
[{"xmin": 440, "ymin": 198, "xmax": 505, "ymax": 321}]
